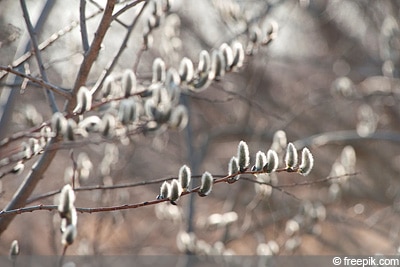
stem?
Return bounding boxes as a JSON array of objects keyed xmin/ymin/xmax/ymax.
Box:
[
  {"xmin": 20, "ymin": 0, "xmax": 59, "ymax": 113},
  {"xmin": 80, "ymin": 0, "xmax": 90, "ymax": 53},
  {"xmin": 66, "ymin": 0, "xmax": 116, "ymax": 114},
  {"xmin": 0, "ymin": 66, "xmax": 71, "ymax": 99}
]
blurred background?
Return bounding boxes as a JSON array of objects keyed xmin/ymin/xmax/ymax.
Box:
[{"xmin": 0, "ymin": 0, "xmax": 400, "ymax": 256}]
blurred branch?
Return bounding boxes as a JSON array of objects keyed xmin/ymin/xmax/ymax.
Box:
[
  {"xmin": 80, "ymin": 0, "xmax": 90, "ymax": 53},
  {"xmin": 294, "ymin": 130, "xmax": 400, "ymax": 149},
  {"xmin": 20, "ymin": 0, "xmax": 58, "ymax": 113}
]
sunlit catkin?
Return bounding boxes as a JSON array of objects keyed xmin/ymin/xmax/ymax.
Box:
[
  {"xmin": 179, "ymin": 57, "xmax": 194, "ymax": 82},
  {"xmin": 74, "ymin": 86, "xmax": 92, "ymax": 114},
  {"xmin": 169, "ymin": 179, "xmax": 182, "ymax": 202},
  {"xmin": 298, "ymin": 147, "xmax": 314, "ymax": 176},
  {"xmin": 231, "ymin": 41, "xmax": 244, "ymax": 70},
  {"xmin": 122, "ymin": 69, "xmax": 136, "ymax": 98},
  {"xmin": 254, "ymin": 151, "xmax": 267, "ymax": 171},
  {"xmin": 228, "ymin": 157, "xmax": 240, "ymax": 182},
  {"xmin": 265, "ymin": 149, "xmax": 279, "ymax": 173},
  {"xmin": 158, "ymin": 181, "xmax": 170, "ymax": 200},
  {"xmin": 199, "ymin": 172, "xmax": 213, "ymax": 197},
  {"xmin": 197, "ymin": 50, "xmax": 211, "ymax": 73},
  {"xmin": 237, "ymin": 140, "xmax": 250, "ymax": 172},
  {"xmin": 285, "ymin": 142, "xmax": 298, "ymax": 170},
  {"xmin": 209, "ymin": 50, "xmax": 225, "ymax": 81},
  {"xmin": 178, "ymin": 165, "xmax": 191, "ymax": 191},
  {"xmin": 58, "ymin": 184, "xmax": 75, "ymax": 218},
  {"xmin": 219, "ymin": 43, "xmax": 234, "ymax": 70}
]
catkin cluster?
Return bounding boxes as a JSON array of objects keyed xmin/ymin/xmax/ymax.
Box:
[{"xmin": 58, "ymin": 184, "xmax": 78, "ymax": 247}]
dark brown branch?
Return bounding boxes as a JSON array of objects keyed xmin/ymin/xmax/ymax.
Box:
[
  {"xmin": 67, "ymin": 0, "xmax": 117, "ymax": 114},
  {"xmin": 91, "ymin": 1, "xmax": 148, "ymax": 95}
]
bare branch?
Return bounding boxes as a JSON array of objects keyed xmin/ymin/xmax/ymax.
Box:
[
  {"xmin": 11, "ymin": 171, "xmax": 356, "ymax": 217},
  {"xmin": 0, "ymin": 137, "xmax": 61, "ymax": 234},
  {"xmin": 80, "ymin": 0, "xmax": 90, "ymax": 53},
  {"xmin": 20, "ymin": 0, "xmax": 58, "ymax": 113},
  {"xmin": 0, "ymin": 66, "xmax": 72, "ymax": 99},
  {"xmin": 67, "ymin": 0, "xmax": 117, "ymax": 114},
  {"xmin": 91, "ymin": 1, "xmax": 148, "ymax": 95}
]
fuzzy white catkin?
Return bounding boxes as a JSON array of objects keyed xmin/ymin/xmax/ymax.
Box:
[
  {"xmin": 237, "ymin": 141, "xmax": 250, "ymax": 171},
  {"xmin": 197, "ymin": 50, "xmax": 211, "ymax": 73},
  {"xmin": 231, "ymin": 41, "xmax": 244, "ymax": 70},
  {"xmin": 285, "ymin": 142, "xmax": 298, "ymax": 169},
  {"xmin": 265, "ymin": 149, "xmax": 279, "ymax": 173},
  {"xmin": 9, "ymin": 240, "xmax": 19, "ymax": 261},
  {"xmin": 228, "ymin": 157, "xmax": 240, "ymax": 181},
  {"xmin": 122, "ymin": 69, "xmax": 136, "ymax": 97},
  {"xmin": 169, "ymin": 179, "xmax": 182, "ymax": 202},
  {"xmin": 58, "ymin": 184, "xmax": 75, "ymax": 217},
  {"xmin": 255, "ymin": 151, "xmax": 267, "ymax": 171},
  {"xmin": 51, "ymin": 112, "xmax": 67, "ymax": 136},
  {"xmin": 179, "ymin": 57, "xmax": 194, "ymax": 82},
  {"xmin": 298, "ymin": 147, "xmax": 314, "ymax": 176},
  {"xmin": 219, "ymin": 43, "xmax": 234, "ymax": 70},
  {"xmin": 178, "ymin": 165, "xmax": 191, "ymax": 190},
  {"xmin": 159, "ymin": 181, "xmax": 170, "ymax": 199},
  {"xmin": 74, "ymin": 86, "xmax": 92, "ymax": 114},
  {"xmin": 152, "ymin": 58, "xmax": 166, "ymax": 83},
  {"xmin": 62, "ymin": 224, "xmax": 77, "ymax": 246},
  {"xmin": 199, "ymin": 172, "xmax": 213, "ymax": 197},
  {"xmin": 209, "ymin": 50, "xmax": 225, "ymax": 80}
]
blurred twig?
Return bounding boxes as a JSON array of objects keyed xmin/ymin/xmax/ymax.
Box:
[{"xmin": 20, "ymin": 0, "xmax": 58, "ymax": 113}]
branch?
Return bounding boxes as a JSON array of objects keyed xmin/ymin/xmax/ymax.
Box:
[
  {"xmin": 293, "ymin": 130, "xmax": 400, "ymax": 149},
  {"xmin": 91, "ymin": 0, "xmax": 147, "ymax": 95},
  {"xmin": 20, "ymin": 0, "xmax": 58, "ymax": 113},
  {"xmin": 80, "ymin": 0, "xmax": 90, "ymax": 53},
  {"xmin": 2, "ymin": 170, "xmax": 357, "ymax": 218},
  {"xmin": 0, "ymin": 137, "xmax": 61, "ymax": 234},
  {"xmin": 66, "ymin": 0, "xmax": 117, "ymax": 114},
  {"xmin": 0, "ymin": 10, "xmax": 103, "ymax": 75},
  {"xmin": 0, "ymin": 66, "xmax": 71, "ymax": 99}
]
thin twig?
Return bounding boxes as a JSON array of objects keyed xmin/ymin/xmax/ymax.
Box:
[
  {"xmin": 0, "ymin": 66, "xmax": 72, "ymax": 99},
  {"xmin": 0, "ymin": 10, "xmax": 103, "ymax": 77},
  {"xmin": 20, "ymin": 0, "xmax": 59, "ymax": 113},
  {"xmin": 2, "ymin": 171, "xmax": 357, "ymax": 218},
  {"xmin": 80, "ymin": 0, "xmax": 90, "ymax": 53}
]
